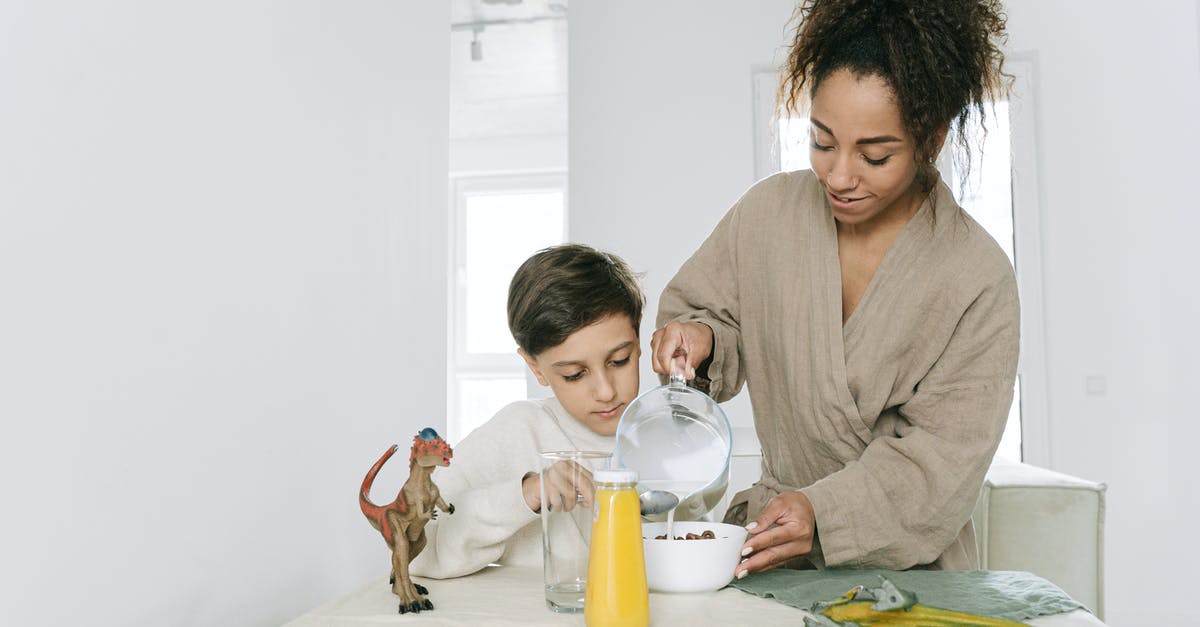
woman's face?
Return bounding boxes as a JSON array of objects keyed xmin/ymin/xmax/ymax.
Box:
[{"xmin": 808, "ymin": 69, "xmax": 923, "ymax": 227}]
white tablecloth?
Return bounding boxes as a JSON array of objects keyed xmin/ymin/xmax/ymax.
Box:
[{"xmin": 284, "ymin": 565, "xmax": 1107, "ymax": 627}]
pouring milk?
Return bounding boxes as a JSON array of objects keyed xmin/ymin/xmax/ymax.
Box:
[{"xmin": 615, "ymin": 371, "xmax": 733, "ymax": 536}]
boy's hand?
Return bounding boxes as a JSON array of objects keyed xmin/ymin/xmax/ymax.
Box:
[
  {"xmin": 650, "ymin": 321, "xmax": 714, "ymax": 380},
  {"xmin": 522, "ymin": 461, "xmax": 596, "ymax": 513},
  {"xmin": 521, "ymin": 472, "xmax": 541, "ymax": 512}
]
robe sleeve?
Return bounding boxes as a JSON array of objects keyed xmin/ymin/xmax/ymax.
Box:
[
  {"xmin": 801, "ymin": 269, "xmax": 1020, "ymax": 569},
  {"xmin": 656, "ymin": 199, "xmax": 746, "ymax": 402},
  {"xmin": 409, "ymin": 406, "xmax": 541, "ymax": 579}
]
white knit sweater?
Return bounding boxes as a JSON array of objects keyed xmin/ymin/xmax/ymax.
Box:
[{"xmin": 409, "ymin": 397, "xmax": 615, "ymax": 579}]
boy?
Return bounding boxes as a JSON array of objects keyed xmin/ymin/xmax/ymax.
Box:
[{"xmin": 410, "ymin": 244, "xmax": 644, "ymax": 578}]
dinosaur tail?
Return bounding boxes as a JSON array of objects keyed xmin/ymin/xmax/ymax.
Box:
[{"xmin": 359, "ymin": 444, "xmax": 399, "ymax": 521}]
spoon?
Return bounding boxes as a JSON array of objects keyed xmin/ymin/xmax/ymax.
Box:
[{"xmin": 638, "ymin": 490, "xmax": 680, "ymax": 517}]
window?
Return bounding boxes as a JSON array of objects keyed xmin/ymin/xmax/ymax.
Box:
[
  {"xmin": 753, "ymin": 62, "xmax": 1046, "ymax": 463},
  {"xmin": 944, "ymin": 102, "xmax": 1023, "ymax": 462},
  {"xmin": 448, "ymin": 173, "xmax": 566, "ymax": 443}
]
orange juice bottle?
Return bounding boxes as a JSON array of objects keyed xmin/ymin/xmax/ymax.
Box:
[{"xmin": 585, "ymin": 468, "xmax": 649, "ymax": 627}]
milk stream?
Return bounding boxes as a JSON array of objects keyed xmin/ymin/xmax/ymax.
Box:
[{"xmin": 638, "ymin": 480, "xmax": 706, "ymax": 539}]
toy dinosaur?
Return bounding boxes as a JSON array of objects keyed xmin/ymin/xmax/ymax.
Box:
[
  {"xmin": 359, "ymin": 428, "xmax": 455, "ymax": 614},
  {"xmin": 803, "ymin": 576, "xmax": 1031, "ymax": 626}
]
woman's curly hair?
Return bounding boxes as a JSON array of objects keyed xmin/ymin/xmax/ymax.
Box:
[{"xmin": 779, "ymin": 0, "xmax": 1011, "ymax": 189}]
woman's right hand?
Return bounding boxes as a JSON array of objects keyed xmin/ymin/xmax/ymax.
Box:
[{"xmin": 650, "ymin": 321, "xmax": 714, "ymax": 381}]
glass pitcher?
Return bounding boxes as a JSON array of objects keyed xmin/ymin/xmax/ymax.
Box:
[{"xmin": 614, "ymin": 364, "xmax": 732, "ymax": 522}]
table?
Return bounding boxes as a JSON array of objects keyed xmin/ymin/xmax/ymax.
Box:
[{"xmin": 285, "ymin": 565, "xmax": 1108, "ymax": 626}]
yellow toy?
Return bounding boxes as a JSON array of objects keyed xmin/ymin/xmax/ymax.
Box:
[{"xmin": 805, "ymin": 576, "xmax": 1030, "ymax": 626}]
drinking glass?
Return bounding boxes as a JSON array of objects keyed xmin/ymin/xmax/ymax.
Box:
[{"xmin": 539, "ymin": 450, "xmax": 611, "ymax": 613}]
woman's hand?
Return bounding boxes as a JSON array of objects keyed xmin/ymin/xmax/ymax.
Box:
[
  {"xmin": 735, "ymin": 491, "xmax": 816, "ymax": 578},
  {"xmin": 650, "ymin": 321, "xmax": 714, "ymax": 380},
  {"xmin": 521, "ymin": 461, "xmax": 596, "ymax": 513}
]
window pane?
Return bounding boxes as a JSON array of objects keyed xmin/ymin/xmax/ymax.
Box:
[
  {"xmin": 954, "ymin": 101, "xmax": 1014, "ymax": 264},
  {"xmin": 463, "ymin": 191, "xmax": 564, "ymax": 354},
  {"xmin": 456, "ymin": 376, "xmax": 527, "ymax": 441},
  {"xmin": 950, "ymin": 102, "xmax": 1021, "ymax": 461},
  {"xmin": 994, "ymin": 378, "xmax": 1022, "ymax": 462},
  {"xmin": 779, "ymin": 117, "xmax": 811, "ymax": 172}
]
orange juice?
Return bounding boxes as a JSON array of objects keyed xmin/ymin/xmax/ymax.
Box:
[{"xmin": 584, "ymin": 469, "xmax": 649, "ymax": 627}]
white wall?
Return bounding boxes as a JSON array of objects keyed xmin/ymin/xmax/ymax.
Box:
[
  {"xmin": 448, "ymin": 14, "xmax": 566, "ymax": 176},
  {"xmin": 0, "ymin": 2, "xmax": 448, "ymax": 626},
  {"xmin": 570, "ymin": 1, "xmax": 1200, "ymax": 625},
  {"xmin": 1004, "ymin": 2, "xmax": 1200, "ymax": 625},
  {"xmin": 450, "ymin": 134, "xmax": 566, "ymax": 175}
]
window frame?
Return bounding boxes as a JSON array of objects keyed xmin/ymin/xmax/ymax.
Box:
[
  {"xmin": 1004, "ymin": 57, "xmax": 1051, "ymax": 466},
  {"xmin": 447, "ymin": 170, "xmax": 567, "ymax": 442}
]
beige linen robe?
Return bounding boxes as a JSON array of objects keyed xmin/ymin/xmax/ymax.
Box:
[{"xmin": 658, "ymin": 170, "xmax": 1019, "ymax": 570}]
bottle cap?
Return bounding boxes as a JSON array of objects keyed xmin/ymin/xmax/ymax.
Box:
[{"xmin": 594, "ymin": 468, "xmax": 637, "ymax": 483}]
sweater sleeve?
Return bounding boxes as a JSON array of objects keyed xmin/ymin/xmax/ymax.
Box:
[
  {"xmin": 801, "ymin": 269, "xmax": 1020, "ymax": 569},
  {"xmin": 656, "ymin": 198, "xmax": 745, "ymax": 402},
  {"xmin": 409, "ymin": 407, "xmax": 542, "ymax": 579}
]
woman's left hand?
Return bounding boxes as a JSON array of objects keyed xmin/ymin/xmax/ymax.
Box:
[{"xmin": 735, "ymin": 491, "xmax": 816, "ymax": 578}]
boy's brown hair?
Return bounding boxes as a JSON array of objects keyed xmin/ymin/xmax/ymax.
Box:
[{"xmin": 507, "ymin": 244, "xmax": 644, "ymax": 357}]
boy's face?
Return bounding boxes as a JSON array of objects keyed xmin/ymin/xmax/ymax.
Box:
[{"xmin": 520, "ymin": 313, "xmax": 641, "ymax": 436}]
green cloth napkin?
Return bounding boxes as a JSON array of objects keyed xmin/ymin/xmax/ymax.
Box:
[{"xmin": 729, "ymin": 569, "xmax": 1088, "ymax": 623}]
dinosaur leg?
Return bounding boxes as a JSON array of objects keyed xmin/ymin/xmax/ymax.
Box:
[
  {"xmin": 386, "ymin": 512, "xmax": 430, "ymax": 614},
  {"xmin": 407, "ymin": 527, "xmax": 428, "ymax": 562},
  {"xmin": 387, "ymin": 570, "xmax": 424, "ymax": 596},
  {"xmin": 404, "ymin": 521, "xmax": 431, "ymax": 599}
]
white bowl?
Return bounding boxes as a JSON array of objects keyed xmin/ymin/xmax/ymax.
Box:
[{"xmin": 641, "ymin": 521, "xmax": 748, "ymax": 593}]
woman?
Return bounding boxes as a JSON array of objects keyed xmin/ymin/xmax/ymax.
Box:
[{"xmin": 651, "ymin": 0, "xmax": 1016, "ymax": 576}]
